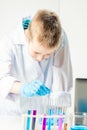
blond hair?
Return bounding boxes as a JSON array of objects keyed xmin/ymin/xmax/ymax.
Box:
[{"xmin": 28, "ymin": 9, "xmax": 62, "ymax": 48}]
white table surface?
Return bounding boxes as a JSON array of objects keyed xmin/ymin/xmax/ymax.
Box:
[{"xmin": 0, "ymin": 116, "xmax": 22, "ymax": 130}]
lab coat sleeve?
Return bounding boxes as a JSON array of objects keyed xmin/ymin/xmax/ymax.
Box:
[
  {"xmin": 0, "ymin": 36, "xmax": 18, "ymax": 99},
  {"xmin": 52, "ymin": 30, "xmax": 73, "ymax": 93}
]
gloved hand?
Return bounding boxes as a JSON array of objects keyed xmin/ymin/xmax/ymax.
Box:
[
  {"xmin": 20, "ymin": 80, "xmax": 50, "ymax": 97},
  {"xmin": 22, "ymin": 16, "xmax": 31, "ymax": 30}
]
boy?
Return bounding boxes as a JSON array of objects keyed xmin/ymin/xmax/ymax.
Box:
[{"xmin": 0, "ymin": 9, "xmax": 72, "ymax": 115}]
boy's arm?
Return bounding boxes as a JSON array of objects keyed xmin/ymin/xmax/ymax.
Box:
[
  {"xmin": 52, "ymin": 29, "xmax": 73, "ymax": 92},
  {"xmin": 0, "ymin": 36, "xmax": 22, "ymax": 98},
  {"xmin": 10, "ymin": 81, "xmax": 23, "ymax": 94},
  {"xmin": 51, "ymin": 30, "xmax": 73, "ymax": 107}
]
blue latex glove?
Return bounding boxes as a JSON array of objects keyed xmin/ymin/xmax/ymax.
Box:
[
  {"xmin": 22, "ymin": 16, "xmax": 31, "ymax": 30},
  {"xmin": 20, "ymin": 80, "xmax": 50, "ymax": 97}
]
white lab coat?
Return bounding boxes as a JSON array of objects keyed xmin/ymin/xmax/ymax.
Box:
[{"xmin": 0, "ymin": 22, "xmax": 73, "ymax": 115}]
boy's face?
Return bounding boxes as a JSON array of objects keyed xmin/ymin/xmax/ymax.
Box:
[{"xmin": 27, "ymin": 40, "xmax": 57, "ymax": 61}]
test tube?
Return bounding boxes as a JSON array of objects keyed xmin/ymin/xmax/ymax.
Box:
[
  {"xmin": 42, "ymin": 115, "xmax": 46, "ymax": 130},
  {"xmin": 58, "ymin": 114, "xmax": 63, "ymax": 130},
  {"xmin": 32, "ymin": 110, "xmax": 37, "ymax": 130},
  {"xmin": 63, "ymin": 123, "xmax": 68, "ymax": 130},
  {"xmin": 26, "ymin": 110, "xmax": 31, "ymax": 130}
]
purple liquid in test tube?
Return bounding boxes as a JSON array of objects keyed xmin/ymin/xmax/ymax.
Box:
[
  {"xmin": 42, "ymin": 115, "xmax": 46, "ymax": 130},
  {"xmin": 58, "ymin": 114, "xmax": 63, "ymax": 130}
]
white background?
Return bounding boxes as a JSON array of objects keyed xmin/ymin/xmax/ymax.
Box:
[
  {"xmin": 60, "ymin": 0, "xmax": 87, "ymax": 78},
  {"xmin": 0, "ymin": 0, "xmax": 60, "ymax": 38}
]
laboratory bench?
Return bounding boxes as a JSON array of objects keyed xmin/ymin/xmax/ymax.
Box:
[{"xmin": 0, "ymin": 116, "xmax": 21, "ymax": 130}]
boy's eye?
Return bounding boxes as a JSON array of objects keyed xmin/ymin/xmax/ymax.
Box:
[
  {"xmin": 34, "ymin": 52, "xmax": 40, "ymax": 54},
  {"xmin": 46, "ymin": 54, "xmax": 50, "ymax": 57}
]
